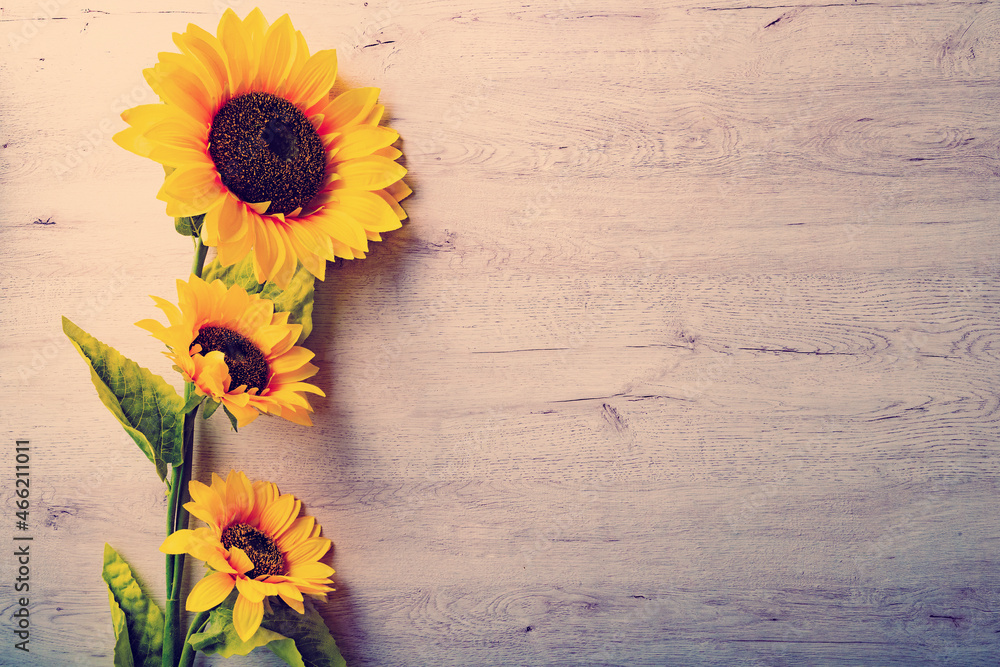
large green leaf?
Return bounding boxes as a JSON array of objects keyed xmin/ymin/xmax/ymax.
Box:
[
  {"xmin": 63, "ymin": 317, "xmax": 184, "ymax": 482},
  {"xmin": 102, "ymin": 544, "xmax": 164, "ymax": 667},
  {"xmin": 186, "ymin": 595, "xmax": 346, "ymax": 667},
  {"xmin": 263, "ymin": 599, "xmax": 347, "ymax": 667},
  {"xmin": 107, "ymin": 587, "xmax": 135, "ymax": 667},
  {"xmin": 187, "ymin": 596, "xmax": 287, "ymax": 659},
  {"xmin": 202, "ymin": 255, "xmax": 315, "ymax": 344}
]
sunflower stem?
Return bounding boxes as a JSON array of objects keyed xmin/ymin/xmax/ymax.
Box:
[
  {"xmin": 191, "ymin": 236, "xmax": 208, "ymax": 279},
  {"xmin": 164, "ymin": 395, "xmax": 198, "ymax": 667},
  {"xmin": 165, "ymin": 236, "xmax": 208, "ymax": 667},
  {"xmin": 177, "ymin": 609, "xmax": 210, "ymax": 667}
]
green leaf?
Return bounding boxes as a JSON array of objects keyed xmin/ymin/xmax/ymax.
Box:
[
  {"xmin": 182, "ymin": 393, "xmax": 205, "ymax": 415},
  {"xmin": 201, "ymin": 397, "xmax": 221, "ymax": 420},
  {"xmin": 174, "ymin": 214, "xmax": 204, "ymax": 237},
  {"xmin": 222, "ymin": 405, "xmax": 239, "ymax": 432},
  {"xmin": 63, "ymin": 317, "xmax": 184, "ymax": 482},
  {"xmin": 107, "ymin": 587, "xmax": 135, "ymax": 667},
  {"xmin": 102, "ymin": 544, "xmax": 164, "ymax": 667},
  {"xmin": 188, "ymin": 597, "xmax": 287, "ymax": 659},
  {"xmin": 202, "ymin": 255, "xmax": 315, "ymax": 344},
  {"xmin": 263, "ymin": 599, "xmax": 346, "ymax": 667}
]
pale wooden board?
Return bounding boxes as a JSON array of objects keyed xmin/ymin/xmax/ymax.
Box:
[{"xmin": 1, "ymin": 0, "xmax": 999, "ymax": 665}]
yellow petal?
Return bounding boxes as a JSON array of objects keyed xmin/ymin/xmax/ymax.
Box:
[
  {"xmin": 113, "ymin": 127, "xmax": 155, "ymax": 159},
  {"xmin": 334, "ymin": 156, "xmax": 407, "ymax": 191},
  {"xmin": 224, "ymin": 399, "xmax": 260, "ymax": 427},
  {"xmin": 278, "ymin": 405, "xmax": 315, "ymax": 426},
  {"xmin": 277, "ymin": 585, "xmax": 305, "ymax": 614},
  {"xmin": 157, "ymin": 51, "xmax": 221, "ymax": 111},
  {"xmin": 285, "ymin": 225, "xmax": 327, "ymax": 281},
  {"xmin": 270, "ymin": 362, "xmax": 320, "ymax": 386},
  {"xmin": 333, "ymin": 190, "xmax": 403, "ymax": 233},
  {"xmin": 284, "ymin": 537, "xmax": 331, "ymax": 568},
  {"xmin": 217, "ymin": 8, "xmax": 252, "ymax": 93},
  {"xmin": 236, "ymin": 576, "xmax": 267, "ymax": 603},
  {"xmin": 174, "ymin": 24, "xmax": 231, "ymax": 101},
  {"xmin": 186, "ymin": 571, "xmax": 236, "ymax": 612},
  {"xmin": 242, "ymin": 7, "xmax": 269, "ymax": 49},
  {"xmin": 362, "ymin": 103, "xmax": 385, "ymax": 126},
  {"xmin": 269, "ymin": 346, "xmax": 315, "ymax": 374},
  {"xmin": 307, "ymin": 208, "xmax": 365, "ymax": 255},
  {"xmin": 225, "ymin": 470, "xmax": 255, "ymax": 523},
  {"xmin": 267, "ymin": 223, "xmax": 297, "ymax": 289},
  {"xmin": 185, "ymin": 503, "xmax": 221, "ymax": 531},
  {"xmin": 330, "ymin": 125, "xmax": 398, "ymax": 162},
  {"xmin": 321, "ymin": 87, "xmax": 379, "ymax": 133},
  {"xmin": 228, "ymin": 546, "xmax": 255, "ymax": 575},
  {"xmin": 258, "ymin": 493, "xmax": 298, "ymax": 538},
  {"xmin": 256, "ymin": 14, "xmax": 296, "ymax": 92},
  {"xmin": 160, "ymin": 529, "xmax": 197, "ymax": 554},
  {"xmin": 143, "ymin": 62, "xmax": 212, "ymax": 125},
  {"xmin": 286, "ymin": 48, "xmax": 337, "ymax": 111},
  {"xmin": 233, "ymin": 594, "xmax": 264, "ymax": 642},
  {"xmin": 188, "ymin": 479, "xmax": 226, "ymax": 525},
  {"xmin": 157, "ymin": 164, "xmax": 224, "ymax": 216},
  {"xmin": 285, "ymin": 561, "xmax": 334, "ymax": 580},
  {"xmin": 373, "ymin": 189, "xmax": 408, "ymax": 220},
  {"xmin": 215, "ymin": 202, "xmax": 257, "ymax": 266},
  {"xmin": 385, "ymin": 179, "xmax": 412, "ymax": 201},
  {"xmin": 372, "ymin": 146, "xmax": 403, "ymax": 161},
  {"xmin": 143, "ymin": 116, "xmax": 208, "ymax": 154},
  {"xmin": 247, "ymin": 481, "xmax": 279, "ymax": 526},
  {"xmin": 274, "ymin": 516, "xmax": 315, "ymax": 553},
  {"xmin": 121, "ymin": 103, "xmax": 181, "ymax": 132}
]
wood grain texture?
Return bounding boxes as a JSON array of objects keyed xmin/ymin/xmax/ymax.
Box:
[{"xmin": 1, "ymin": 0, "xmax": 999, "ymax": 665}]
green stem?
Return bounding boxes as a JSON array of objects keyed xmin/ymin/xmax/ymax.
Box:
[
  {"xmin": 164, "ymin": 396, "xmax": 198, "ymax": 667},
  {"xmin": 191, "ymin": 235, "xmax": 208, "ymax": 279},
  {"xmin": 177, "ymin": 609, "xmax": 211, "ymax": 667},
  {"xmin": 164, "ymin": 236, "xmax": 210, "ymax": 667}
]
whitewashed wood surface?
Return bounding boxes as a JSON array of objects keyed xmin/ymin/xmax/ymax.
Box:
[{"xmin": 2, "ymin": 0, "xmax": 999, "ymax": 665}]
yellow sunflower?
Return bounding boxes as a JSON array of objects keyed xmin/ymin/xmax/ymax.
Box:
[
  {"xmin": 136, "ymin": 275, "xmax": 323, "ymax": 427},
  {"xmin": 161, "ymin": 470, "xmax": 334, "ymax": 641},
  {"xmin": 114, "ymin": 8, "xmax": 411, "ymax": 288}
]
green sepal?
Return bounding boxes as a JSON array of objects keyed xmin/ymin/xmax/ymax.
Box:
[
  {"xmin": 201, "ymin": 398, "xmax": 221, "ymax": 420},
  {"xmin": 202, "ymin": 255, "xmax": 316, "ymax": 344},
  {"xmin": 102, "ymin": 544, "xmax": 164, "ymax": 667},
  {"xmin": 63, "ymin": 317, "xmax": 184, "ymax": 481},
  {"xmin": 263, "ymin": 599, "xmax": 347, "ymax": 667},
  {"xmin": 174, "ymin": 214, "xmax": 204, "ymax": 238},
  {"xmin": 182, "ymin": 393, "xmax": 205, "ymax": 415},
  {"xmin": 222, "ymin": 405, "xmax": 239, "ymax": 432},
  {"xmin": 187, "ymin": 594, "xmax": 286, "ymax": 659}
]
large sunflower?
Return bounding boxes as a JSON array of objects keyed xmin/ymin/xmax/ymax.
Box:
[
  {"xmin": 161, "ymin": 470, "xmax": 335, "ymax": 641},
  {"xmin": 136, "ymin": 275, "xmax": 323, "ymax": 427},
  {"xmin": 114, "ymin": 8, "xmax": 411, "ymax": 288}
]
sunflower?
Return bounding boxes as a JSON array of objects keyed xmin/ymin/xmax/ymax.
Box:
[
  {"xmin": 136, "ymin": 275, "xmax": 323, "ymax": 427},
  {"xmin": 161, "ymin": 470, "xmax": 334, "ymax": 641},
  {"xmin": 114, "ymin": 8, "xmax": 411, "ymax": 288}
]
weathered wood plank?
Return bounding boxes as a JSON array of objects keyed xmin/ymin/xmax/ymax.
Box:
[{"xmin": 2, "ymin": 0, "xmax": 998, "ymax": 665}]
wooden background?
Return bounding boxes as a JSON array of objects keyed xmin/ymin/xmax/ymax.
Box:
[{"xmin": 2, "ymin": 0, "xmax": 999, "ymax": 665}]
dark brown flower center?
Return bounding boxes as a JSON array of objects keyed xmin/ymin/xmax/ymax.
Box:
[
  {"xmin": 190, "ymin": 326, "xmax": 269, "ymax": 392},
  {"xmin": 221, "ymin": 522, "xmax": 284, "ymax": 579},
  {"xmin": 208, "ymin": 92, "xmax": 326, "ymax": 215}
]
